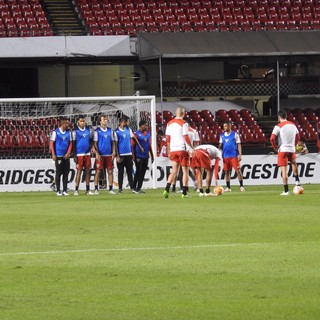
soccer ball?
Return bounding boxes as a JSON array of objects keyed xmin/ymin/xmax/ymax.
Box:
[
  {"xmin": 214, "ymin": 186, "xmax": 224, "ymax": 196},
  {"xmin": 293, "ymin": 185, "xmax": 304, "ymax": 195}
]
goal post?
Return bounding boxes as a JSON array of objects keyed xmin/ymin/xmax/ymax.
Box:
[{"xmin": 0, "ymin": 95, "xmax": 157, "ymax": 190}]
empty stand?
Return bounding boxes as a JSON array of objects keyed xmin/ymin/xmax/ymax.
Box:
[
  {"xmin": 4, "ymin": 0, "xmax": 320, "ymax": 37},
  {"xmin": 0, "ymin": 0, "xmax": 53, "ymax": 37},
  {"xmin": 74, "ymin": 0, "xmax": 320, "ymax": 36},
  {"xmin": 153, "ymin": 108, "xmax": 269, "ymax": 145}
]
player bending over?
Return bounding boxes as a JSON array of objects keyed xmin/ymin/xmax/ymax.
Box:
[{"xmin": 191, "ymin": 144, "xmax": 221, "ymax": 197}]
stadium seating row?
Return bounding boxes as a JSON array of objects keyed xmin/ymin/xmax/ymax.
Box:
[
  {"xmin": 76, "ymin": 0, "xmax": 320, "ymax": 36},
  {"xmin": 1, "ymin": 0, "xmax": 320, "ymax": 37},
  {"xmin": 157, "ymin": 108, "xmax": 267, "ymax": 144},
  {"xmin": 286, "ymin": 108, "xmax": 320, "ymax": 141},
  {"xmin": 0, "ymin": 0, "xmax": 53, "ymax": 37}
]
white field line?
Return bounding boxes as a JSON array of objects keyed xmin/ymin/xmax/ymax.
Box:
[{"xmin": 0, "ymin": 241, "xmax": 316, "ymax": 257}]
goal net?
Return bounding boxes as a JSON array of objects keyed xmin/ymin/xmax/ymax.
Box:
[{"xmin": 0, "ymin": 96, "xmax": 157, "ymax": 191}]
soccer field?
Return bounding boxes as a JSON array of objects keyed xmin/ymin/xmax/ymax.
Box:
[{"xmin": 1, "ymin": 185, "xmax": 320, "ymax": 320}]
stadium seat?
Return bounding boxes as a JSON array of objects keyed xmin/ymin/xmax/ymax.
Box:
[
  {"xmin": 163, "ymin": 110, "xmax": 174, "ymax": 121},
  {"xmin": 156, "ymin": 111, "xmax": 162, "ymax": 124}
]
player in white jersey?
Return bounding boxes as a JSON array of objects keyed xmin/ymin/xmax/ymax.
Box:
[
  {"xmin": 172, "ymin": 118, "xmax": 200, "ymax": 193},
  {"xmin": 270, "ymin": 110, "xmax": 301, "ymax": 195},
  {"xmin": 163, "ymin": 107, "xmax": 193, "ymax": 198},
  {"xmin": 191, "ymin": 144, "xmax": 221, "ymax": 196}
]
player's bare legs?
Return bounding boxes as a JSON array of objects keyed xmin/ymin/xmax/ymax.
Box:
[
  {"xmin": 75, "ymin": 169, "xmax": 82, "ymax": 191},
  {"xmin": 280, "ymin": 165, "xmax": 290, "ymax": 195},
  {"xmin": 107, "ymin": 169, "xmax": 116, "ymax": 194},
  {"xmin": 196, "ymin": 168, "xmax": 203, "ymax": 192},
  {"xmin": 205, "ymin": 169, "xmax": 213, "ymax": 191},
  {"xmin": 94, "ymin": 169, "xmax": 100, "ymax": 194},
  {"xmin": 236, "ymin": 168, "xmax": 245, "ymax": 191},
  {"xmin": 163, "ymin": 161, "xmax": 179, "ymax": 198},
  {"xmin": 171, "ymin": 165, "xmax": 180, "ymax": 192},
  {"xmin": 168, "ymin": 161, "xmax": 180, "ymax": 184},
  {"xmin": 236, "ymin": 168, "xmax": 243, "ymax": 181},
  {"xmin": 74, "ymin": 169, "xmax": 91, "ymax": 195},
  {"xmin": 225, "ymin": 170, "xmax": 231, "ymax": 191},
  {"xmin": 281, "ymin": 165, "xmax": 288, "ymax": 185},
  {"xmin": 291, "ymin": 161, "xmax": 301, "ymax": 186},
  {"xmin": 181, "ymin": 165, "xmax": 189, "ymax": 189}
]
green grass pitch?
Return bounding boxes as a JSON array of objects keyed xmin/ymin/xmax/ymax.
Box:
[{"xmin": 1, "ymin": 185, "xmax": 320, "ymax": 320}]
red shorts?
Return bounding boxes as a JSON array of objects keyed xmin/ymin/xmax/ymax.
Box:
[
  {"xmin": 223, "ymin": 157, "xmax": 240, "ymax": 171},
  {"xmin": 95, "ymin": 155, "xmax": 114, "ymax": 170},
  {"xmin": 278, "ymin": 152, "xmax": 296, "ymax": 167},
  {"xmin": 191, "ymin": 149, "xmax": 211, "ymax": 170},
  {"xmin": 76, "ymin": 155, "xmax": 91, "ymax": 170},
  {"xmin": 169, "ymin": 150, "xmax": 190, "ymax": 167}
]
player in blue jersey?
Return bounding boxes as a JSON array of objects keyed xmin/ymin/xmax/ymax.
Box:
[
  {"xmin": 132, "ymin": 120, "xmax": 154, "ymax": 193},
  {"xmin": 114, "ymin": 116, "xmax": 144, "ymax": 194},
  {"xmin": 50, "ymin": 118, "xmax": 72, "ymax": 196},
  {"xmin": 93, "ymin": 114, "xmax": 116, "ymax": 195},
  {"xmin": 72, "ymin": 116, "xmax": 94, "ymax": 196},
  {"xmin": 218, "ymin": 121, "xmax": 245, "ymax": 192}
]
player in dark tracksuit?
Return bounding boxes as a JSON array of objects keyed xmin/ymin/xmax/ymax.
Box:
[
  {"xmin": 114, "ymin": 116, "xmax": 144, "ymax": 193},
  {"xmin": 50, "ymin": 118, "xmax": 72, "ymax": 196},
  {"xmin": 132, "ymin": 120, "xmax": 154, "ymax": 193}
]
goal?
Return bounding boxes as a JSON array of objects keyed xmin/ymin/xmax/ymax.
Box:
[{"xmin": 0, "ymin": 96, "xmax": 157, "ymax": 190}]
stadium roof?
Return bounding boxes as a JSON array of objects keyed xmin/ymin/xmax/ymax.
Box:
[{"xmin": 138, "ymin": 31, "xmax": 320, "ymax": 60}]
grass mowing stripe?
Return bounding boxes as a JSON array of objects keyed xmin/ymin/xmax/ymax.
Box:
[{"xmin": 0, "ymin": 241, "xmax": 317, "ymax": 257}]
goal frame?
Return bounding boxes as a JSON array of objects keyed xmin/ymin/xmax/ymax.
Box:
[{"xmin": 0, "ymin": 95, "xmax": 158, "ymax": 189}]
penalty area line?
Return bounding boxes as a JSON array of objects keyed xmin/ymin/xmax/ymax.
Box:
[{"xmin": 0, "ymin": 241, "xmax": 316, "ymax": 257}]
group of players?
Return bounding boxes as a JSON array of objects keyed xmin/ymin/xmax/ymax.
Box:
[
  {"xmin": 162, "ymin": 107, "xmax": 245, "ymax": 198},
  {"xmin": 163, "ymin": 107, "xmax": 302, "ymax": 197},
  {"xmin": 50, "ymin": 114, "xmax": 153, "ymax": 196},
  {"xmin": 50, "ymin": 107, "xmax": 302, "ymax": 197}
]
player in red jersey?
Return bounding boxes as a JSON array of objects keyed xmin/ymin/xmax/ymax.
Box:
[
  {"xmin": 270, "ymin": 110, "xmax": 301, "ymax": 196},
  {"xmin": 163, "ymin": 107, "xmax": 193, "ymax": 198},
  {"xmin": 191, "ymin": 144, "xmax": 221, "ymax": 197}
]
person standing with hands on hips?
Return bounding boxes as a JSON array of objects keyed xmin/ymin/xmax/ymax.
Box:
[
  {"xmin": 50, "ymin": 118, "xmax": 72, "ymax": 196},
  {"xmin": 132, "ymin": 120, "xmax": 154, "ymax": 193}
]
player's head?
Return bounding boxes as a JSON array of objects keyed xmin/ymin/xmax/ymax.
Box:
[
  {"xmin": 158, "ymin": 129, "xmax": 164, "ymax": 137},
  {"xmin": 223, "ymin": 121, "xmax": 231, "ymax": 132},
  {"xmin": 59, "ymin": 117, "xmax": 69, "ymax": 130},
  {"xmin": 176, "ymin": 107, "xmax": 185, "ymax": 118},
  {"xmin": 139, "ymin": 120, "xmax": 148, "ymax": 132},
  {"xmin": 77, "ymin": 116, "xmax": 86, "ymax": 129},
  {"xmin": 98, "ymin": 114, "xmax": 108, "ymax": 127},
  {"xmin": 277, "ymin": 110, "xmax": 287, "ymax": 121},
  {"xmin": 119, "ymin": 116, "xmax": 130, "ymax": 127}
]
